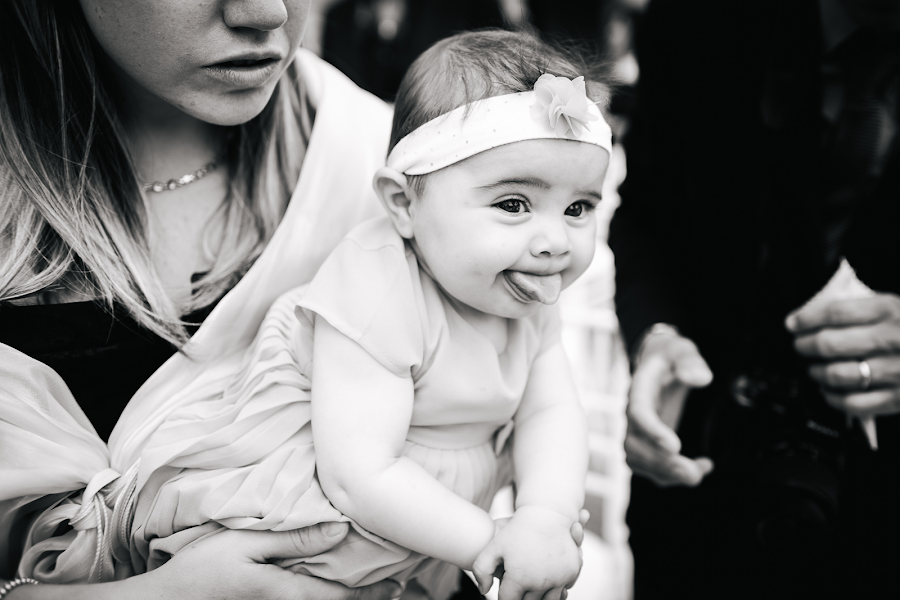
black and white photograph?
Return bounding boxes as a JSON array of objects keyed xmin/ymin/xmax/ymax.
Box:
[{"xmin": 1, "ymin": 1, "xmax": 898, "ymax": 599}]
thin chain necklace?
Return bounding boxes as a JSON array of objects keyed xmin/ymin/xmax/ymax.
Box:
[
  {"xmin": 141, "ymin": 130, "xmax": 233, "ymax": 193},
  {"xmin": 141, "ymin": 157, "xmax": 220, "ymax": 193}
]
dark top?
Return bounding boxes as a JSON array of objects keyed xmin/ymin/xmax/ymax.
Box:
[{"xmin": 0, "ymin": 299, "xmax": 215, "ymax": 442}]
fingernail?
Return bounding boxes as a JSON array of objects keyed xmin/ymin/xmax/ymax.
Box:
[
  {"xmin": 785, "ymin": 314, "xmax": 797, "ymax": 331},
  {"xmin": 690, "ymin": 369, "xmax": 712, "ymax": 384},
  {"xmin": 321, "ymin": 521, "xmax": 345, "ymax": 537}
]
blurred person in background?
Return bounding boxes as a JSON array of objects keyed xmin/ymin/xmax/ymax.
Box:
[
  {"xmin": 527, "ymin": 0, "xmax": 644, "ymax": 124},
  {"xmin": 321, "ymin": 0, "xmax": 506, "ymax": 99},
  {"xmin": 526, "ymin": 0, "xmax": 609, "ymax": 53},
  {"xmin": 610, "ymin": 0, "xmax": 900, "ymax": 598}
]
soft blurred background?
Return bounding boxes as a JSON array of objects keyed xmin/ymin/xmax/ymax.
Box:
[{"xmin": 302, "ymin": 2, "xmax": 649, "ymax": 596}]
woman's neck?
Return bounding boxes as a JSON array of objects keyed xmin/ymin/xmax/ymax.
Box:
[
  {"xmin": 113, "ymin": 70, "xmax": 233, "ymax": 308},
  {"xmin": 117, "ymin": 74, "xmax": 226, "ymax": 184}
]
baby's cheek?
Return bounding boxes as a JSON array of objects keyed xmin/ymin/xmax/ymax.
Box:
[
  {"xmin": 467, "ymin": 255, "xmax": 503, "ymax": 279},
  {"xmin": 565, "ymin": 246, "xmax": 596, "ymax": 286},
  {"xmin": 579, "ymin": 222, "xmax": 599, "ymax": 258}
]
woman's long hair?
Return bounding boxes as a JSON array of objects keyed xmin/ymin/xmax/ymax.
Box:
[{"xmin": 0, "ymin": 1, "xmax": 305, "ymax": 346}]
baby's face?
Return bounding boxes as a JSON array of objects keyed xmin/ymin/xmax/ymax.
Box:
[{"xmin": 408, "ymin": 138, "xmax": 609, "ymax": 319}]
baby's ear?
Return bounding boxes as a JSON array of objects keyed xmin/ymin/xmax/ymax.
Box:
[{"xmin": 373, "ymin": 167, "xmax": 416, "ymax": 239}]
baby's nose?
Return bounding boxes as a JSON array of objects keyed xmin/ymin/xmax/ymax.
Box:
[{"xmin": 529, "ymin": 221, "xmax": 571, "ymax": 257}]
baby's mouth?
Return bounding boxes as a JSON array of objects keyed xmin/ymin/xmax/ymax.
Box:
[{"xmin": 503, "ymin": 271, "xmax": 562, "ymax": 305}]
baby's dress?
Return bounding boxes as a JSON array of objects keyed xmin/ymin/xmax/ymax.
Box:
[{"xmin": 130, "ymin": 217, "xmax": 562, "ymax": 590}]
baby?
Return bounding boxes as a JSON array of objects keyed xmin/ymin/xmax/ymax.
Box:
[{"xmin": 130, "ymin": 29, "xmax": 612, "ymax": 600}]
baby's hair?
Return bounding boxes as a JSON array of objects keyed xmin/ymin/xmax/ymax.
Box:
[{"xmin": 389, "ymin": 28, "xmax": 611, "ymax": 196}]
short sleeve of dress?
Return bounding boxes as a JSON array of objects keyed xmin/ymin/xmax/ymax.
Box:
[{"xmin": 295, "ymin": 217, "xmax": 424, "ymax": 377}]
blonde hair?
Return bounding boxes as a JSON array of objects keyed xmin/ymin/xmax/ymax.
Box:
[{"xmin": 0, "ymin": 1, "xmax": 305, "ymax": 346}]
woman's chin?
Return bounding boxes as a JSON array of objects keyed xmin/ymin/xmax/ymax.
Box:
[{"xmin": 183, "ymin": 86, "xmax": 279, "ymax": 126}]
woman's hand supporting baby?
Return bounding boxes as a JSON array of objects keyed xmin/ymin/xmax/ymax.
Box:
[
  {"xmin": 139, "ymin": 524, "xmax": 401, "ymax": 600},
  {"xmin": 5, "ymin": 523, "xmax": 399, "ymax": 600}
]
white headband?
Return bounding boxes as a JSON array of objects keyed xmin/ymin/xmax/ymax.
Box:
[{"xmin": 387, "ymin": 74, "xmax": 613, "ymax": 176}]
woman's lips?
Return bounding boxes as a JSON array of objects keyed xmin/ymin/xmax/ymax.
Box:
[
  {"xmin": 503, "ymin": 271, "xmax": 562, "ymax": 305},
  {"xmin": 204, "ymin": 58, "xmax": 281, "ymax": 88}
]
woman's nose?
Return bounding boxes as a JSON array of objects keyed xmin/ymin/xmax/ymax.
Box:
[
  {"xmin": 529, "ymin": 220, "xmax": 571, "ymax": 257},
  {"xmin": 223, "ymin": 0, "xmax": 288, "ymax": 31}
]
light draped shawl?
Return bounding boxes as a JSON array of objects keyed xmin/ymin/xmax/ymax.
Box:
[{"xmin": 0, "ymin": 50, "xmax": 391, "ymax": 584}]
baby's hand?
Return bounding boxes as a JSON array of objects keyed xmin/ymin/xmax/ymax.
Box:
[{"xmin": 472, "ymin": 506, "xmax": 582, "ymax": 600}]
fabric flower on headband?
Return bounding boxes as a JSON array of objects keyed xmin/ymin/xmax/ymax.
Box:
[{"xmin": 529, "ymin": 74, "xmax": 599, "ymax": 139}]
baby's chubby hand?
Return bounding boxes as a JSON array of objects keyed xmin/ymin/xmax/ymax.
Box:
[{"xmin": 472, "ymin": 506, "xmax": 582, "ymax": 600}]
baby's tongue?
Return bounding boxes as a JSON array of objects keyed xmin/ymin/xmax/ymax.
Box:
[{"xmin": 505, "ymin": 271, "xmax": 562, "ymax": 305}]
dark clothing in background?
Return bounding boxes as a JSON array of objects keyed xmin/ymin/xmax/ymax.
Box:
[
  {"xmin": 609, "ymin": 0, "xmax": 900, "ymax": 597},
  {"xmin": 322, "ymin": 0, "xmax": 505, "ymax": 99},
  {"xmin": 526, "ymin": 0, "xmax": 610, "ymax": 53}
]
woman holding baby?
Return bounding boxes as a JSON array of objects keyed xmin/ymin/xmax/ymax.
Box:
[
  {"xmin": 0, "ymin": 1, "xmax": 604, "ymax": 599},
  {"xmin": 0, "ymin": 1, "xmax": 398, "ymax": 598}
]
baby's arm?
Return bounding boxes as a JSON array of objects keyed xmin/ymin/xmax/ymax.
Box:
[
  {"xmin": 473, "ymin": 342, "xmax": 589, "ymax": 597},
  {"xmin": 311, "ymin": 315, "xmax": 496, "ymax": 570}
]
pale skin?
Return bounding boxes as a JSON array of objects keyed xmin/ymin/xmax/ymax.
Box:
[
  {"xmin": 313, "ymin": 139, "xmax": 608, "ymax": 600},
  {"xmin": 789, "ymin": 293, "xmax": 900, "ymax": 418},
  {"xmin": 625, "ymin": 292, "xmax": 900, "ymax": 486},
  {"xmin": 5, "ymin": 1, "xmax": 396, "ymax": 598},
  {"xmin": 623, "ymin": 329, "xmax": 714, "ymax": 487},
  {"xmin": 77, "ymin": 0, "xmax": 310, "ymax": 306}
]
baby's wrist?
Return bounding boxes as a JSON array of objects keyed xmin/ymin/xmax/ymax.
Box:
[{"xmin": 513, "ymin": 504, "xmax": 576, "ymax": 527}]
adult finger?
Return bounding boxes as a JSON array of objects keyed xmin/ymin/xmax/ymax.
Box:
[
  {"xmin": 624, "ymin": 432, "xmax": 712, "ymax": 486},
  {"xmin": 809, "ymin": 356, "xmax": 900, "ymax": 390},
  {"xmin": 498, "ymin": 578, "xmax": 526, "ymax": 600},
  {"xmin": 570, "ymin": 522, "xmax": 584, "ymax": 547},
  {"xmin": 794, "ymin": 323, "xmax": 900, "ymax": 359},
  {"xmin": 656, "ymin": 455, "xmax": 712, "ymax": 487},
  {"xmin": 244, "ymin": 522, "xmax": 350, "ymax": 562},
  {"xmin": 578, "ymin": 509, "xmax": 590, "ymax": 529},
  {"xmin": 493, "ymin": 517, "xmax": 511, "ymax": 534},
  {"xmin": 628, "ymin": 357, "xmax": 683, "ymax": 454},
  {"xmin": 540, "ymin": 587, "xmax": 564, "ymax": 600},
  {"xmin": 472, "ymin": 548, "xmax": 501, "ymax": 594},
  {"xmin": 824, "ymin": 389, "xmax": 900, "ymax": 417},
  {"xmin": 352, "ymin": 580, "xmax": 403, "ymax": 600},
  {"xmin": 623, "ymin": 429, "xmax": 674, "ymax": 480},
  {"xmin": 667, "ymin": 337, "xmax": 714, "ymax": 388},
  {"xmin": 787, "ymin": 294, "xmax": 900, "ymax": 333}
]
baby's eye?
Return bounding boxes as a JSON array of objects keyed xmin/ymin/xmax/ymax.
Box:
[
  {"xmin": 565, "ymin": 201, "xmax": 595, "ymax": 217},
  {"xmin": 494, "ymin": 198, "xmax": 528, "ymax": 214}
]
